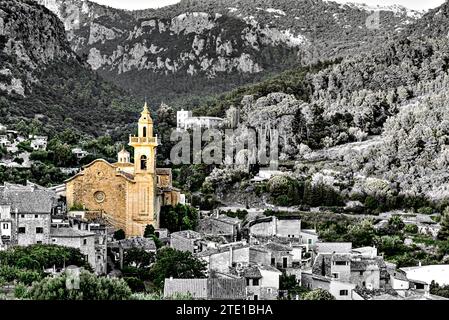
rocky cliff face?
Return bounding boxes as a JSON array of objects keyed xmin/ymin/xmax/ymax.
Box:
[
  {"xmin": 0, "ymin": 0, "xmax": 75, "ymax": 96},
  {"xmin": 0, "ymin": 0, "xmax": 137, "ymax": 137},
  {"xmin": 35, "ymin": 0, "xmax": 422, "ymax": 103}
]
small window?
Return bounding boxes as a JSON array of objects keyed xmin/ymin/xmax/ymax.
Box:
[
  {"xmin": 36, "ymin": 241, "xmax": 42, "ymax": 244},
  {"xmin": 340, "ymin": 290, "xmax": 349, "ymax": 296},
  {"xmin": 143, "ymin": 126, "xmax": 147, "ymax": 138},
  {"xmin": 253, "ymin": 279, "xmax": 260, "ymax": 286},
  {"xmin": 360, "ymin": 271, "xmax": 364, "ymax": 275},
  {"xmin": 18, "ymin": 227, "xmax": 26, "ymax": 234},
  {"xmin": 20, "ymin": 214, "xmax": 25, "ymax": 218},
  {"xmin": 36, "ymin": 227, "xmax": 44, "ymax": 234},
  {"xmin": 246, "ymin": 279, "xmax": 250, "ymax": 286},
  {"xmin": 52, "ymin": 238, "xmax": 57, "ymax": 243},
  {"xmin": 308, "ymin": 239, "xmax": 313, "ymax": 245},
  {"xmin": 332, "ymin": 273, "xmax": 339, "ymax": 279},
  {"xmin": 83, "ymin": 239, "xmax": 87, "ymax": 245},
  {"xmin": 2, "ymin": 223, "xmax": 8, "ymax": 230},
  {"xmin": 35, "ymin": 214, "xmax": 39, "ymax": 219},
  {"xmin": 335, "ymin": 261, "xmax": 347, "ymax": 266},
  {"xmin": 140, "ymin": 155, "xmax": 148, "ymax": 170},
  {"xmin": 271, "ymin": 258, "xmax": 275, "ymax": 265}
]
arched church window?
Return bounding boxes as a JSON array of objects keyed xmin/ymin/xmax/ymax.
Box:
[
  {"xmin": 140, "ymin": 155, "xmax": 147, "ymax": 170},
  {"xmin": 143, "ymin": 126, "xmax": 147, "ymax": 138}
]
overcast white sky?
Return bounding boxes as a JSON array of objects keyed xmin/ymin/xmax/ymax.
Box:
[{"xmin": 90, "ymin": 0, "xmax": 446, "ymax": 11}]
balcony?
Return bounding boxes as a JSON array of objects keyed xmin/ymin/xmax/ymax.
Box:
[{"xmin": 129, "ymin": 136, "xmax": 158, "ymax": 144}]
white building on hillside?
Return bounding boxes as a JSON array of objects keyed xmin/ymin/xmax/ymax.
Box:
[
  {"xmin": 29, "ymin": 135, "xmax": 48, "ymax": 151},
  {"xmin": 72, "ymin": 148, "xmax": 89, "ymax": 159},
  {"xmin": 177, "ymin": 109, "xmax": 224, "ymax": 131},
  {"xmin": 401, "ymin": 264, "xmax": 449, "ymax": 286}
]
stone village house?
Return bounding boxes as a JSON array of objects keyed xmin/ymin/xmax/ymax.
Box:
[
  {"xmin": 0, "ymin": 182, "xmax": 104, "ymax": 273},
  {"xmin": 0, "ymin": 182, "xmax": 56, "ymax": 248}
]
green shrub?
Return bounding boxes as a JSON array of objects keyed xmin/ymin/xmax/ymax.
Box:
[
  {"xmin": 418, "ymin": 207, "xmax": 434, "ymax": 215},
  {"xmin": 124, "ymin": 277, "xmax": 146, "ymax": 293},
  {"xmin": 404, "ymin": 224, "xmax": 418, "ymax": 234},
  {"xmin": 26, "ymin": 270, "xmax": 132, "ymax": 300}
]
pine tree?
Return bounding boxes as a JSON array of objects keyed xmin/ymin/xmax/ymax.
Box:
[{"xmin": 438, "ymin": 208, "xmax": 449, "ymax": 240}]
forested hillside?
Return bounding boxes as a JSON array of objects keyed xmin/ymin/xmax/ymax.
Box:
[
  {"xmin": 191, "ymin": 1, "xmax": 449, "ymax": 203},
  {"xmin": 0, "ymin": 0, "xmax": 140, "ymax": 138}
]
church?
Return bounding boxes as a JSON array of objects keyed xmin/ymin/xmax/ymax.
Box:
[{"xmin": 65, "ymin": 103, "xmax": 181, "ymax": 237}]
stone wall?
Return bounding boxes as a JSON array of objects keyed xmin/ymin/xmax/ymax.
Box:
[
  {"xmin": 330, "ymin": 261, "xmax": 351, "ymax": 282},
  {"xmin": 250, "ymin": 217, "xmax": 301, "ymax": 238},
  {"xmin": 17, "ymin": 213, "xmax": 51, "ymax": 246},
  {"xmin": 66, "ymin": 161, "xmax": 128, "ymax": 231},
  {"xmin": 170, "ymin": 234, "xmax": 199, "ymax": 253},
  {"xmin": 271, "ymin": 251, "xmax": 293, "ymax": 269},
  {"xmin": 350, "ymin": 269, "xmax": 381, "ymax": 290},
  {"xmin": 249, "ymin": 248, "xmax": 271, "ymax": 266},
  {"xmin": 198, "ymin": 217, "xmax": 238, "ymax": 239},
  {"xmin": 52, "ymin": 235, "xmax": 96, "ymax": 270},
  {"xmin": 277, "ymin": 219, "xmax": 301, "ymax": 238}
]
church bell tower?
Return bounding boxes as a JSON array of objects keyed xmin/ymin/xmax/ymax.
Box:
[
  {"xmin": 130, "ymin": 102, "xmax": 158, "ymax": 174},
  {"xmin": 128, "ymin": 102, "xmax": 159, "ymax": 235}
]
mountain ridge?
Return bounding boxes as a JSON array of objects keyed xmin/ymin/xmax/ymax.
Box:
[
  {"xmin": 0, "ymin": 0, "xmax": 139, "ymax": 137},
  {"xmin": 35, "ymin": 0, "xmax": 422, "ymax": 105}
]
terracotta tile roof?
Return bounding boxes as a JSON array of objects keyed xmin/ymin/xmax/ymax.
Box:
[
  {"xmin": 258, "ymin": 264, "xmax": 283, "ymax": 273},
  {"xmin": 350, "ymin": 259, "xmax": 380, "ymax": 271},
  {"xmin": 196, "ymin": 248, "xmax": 219, "ymax": 257},
  {"xmin": 332, "ymin": 254, "xmax": 351, "ymax": 262},
  {"xmin": 156, "ymin": 168, "xmax": 172, "ymax": 175},
  {"xmin": 264, "ymin": 242, "xmax": 292, "ymax": 252},
  {"xmin": 208, "ymin": 278, "xmax": 246, "ymax": 300},
  {"xmin": 171, "ymin": 230, "xmax": 202, "ymax": 240},
  {"xmin": 163, "ymin": 277, "xmax": 247, "ymax": 300},
  {"xmin": 391, "ymin": 270, "xmax": 409, "ymax": 281},
  {"xmin": 110, "ymin": 237, "xmax": 156, "ymax": 251},
  {"xmin": 0, "ymin": 183, "xmax": 56, "ymax": 214},
  {"xmin": 118, "ymin": 171, "xmax": 135, "ymax": 181},
  {"xmin": 164, "ymin": 279, "xmax": 208, "ymax": 299},
  {"xmin": 316, "ymin": 242, "xmax": 352, "ymax": 254},
  {"xmin": 242, "ymin": 266, "xmax": 262, "ymax": 278}
]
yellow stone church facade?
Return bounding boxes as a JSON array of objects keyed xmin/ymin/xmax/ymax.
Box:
[{"xmin": 66, "ymin": 103, "xmax": 181, "ymax": 237}]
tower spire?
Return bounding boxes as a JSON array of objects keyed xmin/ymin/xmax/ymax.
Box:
[{"xmin": 141, "ymin": 99, "xmax": 151, "ymax": 119}]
